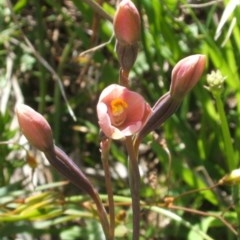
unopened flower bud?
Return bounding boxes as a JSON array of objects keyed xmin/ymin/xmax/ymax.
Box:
[
  {"xmin": 113, "ymin": 0, "xmax": 141, "ymax": 45},
  {"xmin": 16, "ymin": 104, "xmax": 54, "ymax": 152},
  {"xmin": 170, "ymin": 54, "xmax": 206, "ymax": 100}
]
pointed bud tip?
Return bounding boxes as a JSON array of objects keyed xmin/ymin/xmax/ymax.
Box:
[
  {"xmin": 170, "ymin": 54, "xmax": 206, "ymax": 99},
  {"xmin": 113, "ymin": 0, "xmax": 141, "ymax": 45},
  {"xmin": 16, "ymin": 104, "xmax": 54, "ymax": 152}
]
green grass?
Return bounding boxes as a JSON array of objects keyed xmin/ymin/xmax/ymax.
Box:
[{"xmin": 0, "ymin": 0, "xmax": 240, "ymax": 239}]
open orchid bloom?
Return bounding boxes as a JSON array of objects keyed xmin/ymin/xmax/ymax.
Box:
[
  {"xmin": 15, "ymin": 104, "xmax": 54, "ymax": 152},
  {"xmin": 97, "ymin": 84, "xmax": 152, "ymax": 140}
]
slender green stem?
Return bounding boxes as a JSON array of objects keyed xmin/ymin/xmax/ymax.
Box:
[
  {"xmin": 214, "ymin": 93, "xmax": 240, "ymax": 238},
  {"xmin": 125, "ymin": 136, "xmax": 140, "ymax": 240},
  {"xmin": 214, "ymin": 94, "xmax": 235, "ymax": 170},
  {"xmin": 100, "ymin": 139, "xmax": 115, "ymax": 240},
  {"xmin": 82, "ymin": 0, "xmax": 113, "ymax": 22}
]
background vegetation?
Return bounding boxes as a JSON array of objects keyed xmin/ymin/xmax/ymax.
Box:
[{"xmin": 0, "ymin": 0, "xmax": 240, "ymax": 239}]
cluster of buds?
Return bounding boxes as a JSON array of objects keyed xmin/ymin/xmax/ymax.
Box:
[{"xmin": 206, "ymin": 70, "xmax": 226, "ymax": 97}]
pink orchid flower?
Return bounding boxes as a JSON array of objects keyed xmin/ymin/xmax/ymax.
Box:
[{"xmin": 97, "ymin": 84, "xmax": 152, "ymax": 140}]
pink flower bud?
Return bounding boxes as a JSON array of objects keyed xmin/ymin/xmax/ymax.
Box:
[
  {"xmin": 170, "ymin": 54, "xmax": 206, "ymax": 100},
  {"xmin": 16, "ymin": 104, "xmax": 53, "ymax": 152},
  {"xmin": 113, "ymin": 0, "xmax": 141, "ymax": 45},
  {"xmin": 97, "ymin": 84, "xmax": 152, "ymax": 140}
]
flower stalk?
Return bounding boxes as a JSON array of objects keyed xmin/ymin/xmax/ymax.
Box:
[
  {"xmin": 44, "ymin": 146, "xmax": 110, "ymax": 239},
  {"xmin": 100, "ymin": 137, "xmax": 115, "ymax": 240},
  {"xmin": 206, "ymin": 70, "xmax": 235, "ymax": 170},
  {"xmin": 119, "ymin": 68, "xmax": 130, "ymax": 88},
  {"xmin": 125, "ymin": 136, "xmax": 141, "ymax": 240},
  {"xmin": 16, "ymin": 104, "xmax": 110, "ymax": 240}
]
